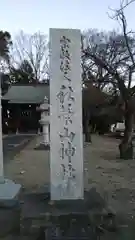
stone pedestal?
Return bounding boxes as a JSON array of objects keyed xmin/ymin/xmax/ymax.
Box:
[
  {"xmin": 0, "ymin": 198, "xmax": 21, "ymax": 237},
  {"xmin": 0, "ymin": 179, "xmax": 21, "ymax": 207},
  {"xmin": 0, "ymin": 179, "xmax": 21, "ymax": 237},
  {"xmin": 20, "ymin": 187, "xmax": 116, "ymax": 238}
]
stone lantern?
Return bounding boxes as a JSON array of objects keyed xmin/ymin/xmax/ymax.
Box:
[{"xmin": 36, "ymin": 96, "xmax": 50, "ymax": 150}]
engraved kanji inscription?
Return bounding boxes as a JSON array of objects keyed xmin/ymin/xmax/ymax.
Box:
[
  {"xmin": 60, "ymin": 35, "xmax": 71, "ymax": 80},
  {"xmin": 65, "ymin": 141, "xmax": 76, "ymax": 162},
  {"xmin": 59, "ymin": 127, "xmax": 75, "ymax": 142}
]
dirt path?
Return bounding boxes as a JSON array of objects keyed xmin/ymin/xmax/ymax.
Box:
[
  {"xmin": 85, "ymin": 135, "xmax": 135, "ymax": 217},
  {"xmin": 4, "ymin": 134, "xmax": 135, "ymax": 219}
]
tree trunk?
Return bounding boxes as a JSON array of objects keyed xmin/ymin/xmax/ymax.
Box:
[
  {"xmin": 85, "ymin": 120, "xmax": 92, "ymax": 142},
  {"xmin": 119, "ymin": 109, "xmax": 134, "ymax": 160},
  {"xmin": 84, "ymin": 109, "xmax": 92, "ymax": 143}
]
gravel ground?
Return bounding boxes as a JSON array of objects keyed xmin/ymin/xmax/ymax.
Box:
[{"xmin": 4, "ymin": 134, "xmax": 135, "ymax": 219}]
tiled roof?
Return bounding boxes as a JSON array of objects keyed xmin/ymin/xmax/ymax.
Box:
[{"xmin": 2, "ymin": 84, "xmax": 49, "ymax": 104}]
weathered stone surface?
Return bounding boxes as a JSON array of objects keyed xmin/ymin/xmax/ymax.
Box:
[
  {"xmin": 0, "ymin": 203, "xmax": 20, "ymax": 237},
  {"xmin": 85, "ymin": 188, "xmax": 106, "ymax": 210},
  {"xmin": 19, "ymin": 189, "xmax": 117, "ymax": 238},
  {"xmin": 0, "ymin": 179, "xmax": 21, "ymax": 207},
  {"xmin": 50, "ymin": 28, "xmax": 83, "ymax": 200},
  {"xmin": 0, "ymin": 188, "xmax": 117, "ymax": 238}
]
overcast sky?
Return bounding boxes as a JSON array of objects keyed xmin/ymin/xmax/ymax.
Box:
[{"xmin": 0, "ymin": 0, "xmax": 135, "ymax": 37}]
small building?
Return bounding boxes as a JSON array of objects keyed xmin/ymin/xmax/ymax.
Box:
[
  {"xmin": 2, "ymin": 81, "xmax": 119, "ymax": 135},
  {"xmin": 2, "ymin": 83, "xmax": 49, "ymax": 133}
]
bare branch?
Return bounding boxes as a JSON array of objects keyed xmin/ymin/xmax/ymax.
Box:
[
  {"xmin": 107, "ymin": 0, "xmax": 135, "ymax": 89},
  {"xmin": 109, "ymin": 0, "xmax": 135, "ymax": 18},
  {"xmin": 83, "ymin": 47, "xmax": 128, "ymax": 100},
  {"xmin": 10, "ymin": 31, "xmax": 49, "ymax": 81}
]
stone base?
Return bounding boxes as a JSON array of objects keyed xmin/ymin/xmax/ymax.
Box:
[
  {"xmin": 0, "ymin": 179, "xmax": 21, "ymax": 207},
  {"xmin": 0, "ymin": 201, "xmax": 21, "ymax": 237},
  {"xmin": 20, "ymin": 186, "xmax": 117, "ymax": 237},
  {"xmin": 34, "ymin": 143, "xmax": 50, "ymax": 151}
]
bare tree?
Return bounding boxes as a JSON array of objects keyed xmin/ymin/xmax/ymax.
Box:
[
  {"xmin": 10, "ymin": 31, "xmax": 49, "ymax": 82},
  {"xmin": 82, "ymin": 29, "xmax": 129, "ymax": 92},
  {"xmin": 83, "ymin": 0, "xmax": 135, "ymax": 159}
]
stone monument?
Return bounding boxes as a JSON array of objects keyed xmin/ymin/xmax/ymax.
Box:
[
  {"xmin": 49, "ymin": 28, "xmax": 83, "ymax": 200},
  {"xmin": 36, "ymin": 96, "xmax": 50, "ymax": 150}
]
